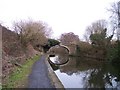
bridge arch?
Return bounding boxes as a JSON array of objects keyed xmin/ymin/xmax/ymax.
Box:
[
  {"xmin": 47, "ymin": 44, "xmax": 70, "ymax": 54},
  {"xmin": 59, "ymin": 44, "xmax": 70, "ymax": 54}
]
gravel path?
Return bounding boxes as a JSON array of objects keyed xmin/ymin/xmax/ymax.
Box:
[{"xmin": 28, "ymin": 55, "xmax": 56, "ymax": 88}]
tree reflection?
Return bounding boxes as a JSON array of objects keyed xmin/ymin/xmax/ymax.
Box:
[{"xmin": 49, "ymin": 55, "xmax": 120, "ymax": 89}]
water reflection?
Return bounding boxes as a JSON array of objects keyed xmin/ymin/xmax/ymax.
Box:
[
  {"xmin": 49, "ymin": 55, "xmax": 120, "ymax": 89},
  {"xmin": 49, "ymin": 54, "xmax": 69, "ymax": 65}
]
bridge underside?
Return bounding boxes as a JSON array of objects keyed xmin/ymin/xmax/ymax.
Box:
[{"xmin": 48, "ymin": 44, "xmax": 77, "ymax": 55}]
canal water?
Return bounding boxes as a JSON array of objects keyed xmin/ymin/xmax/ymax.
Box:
[{"xmin": 49, "ymin": 54, "xmax": 120, "ymax": 89}]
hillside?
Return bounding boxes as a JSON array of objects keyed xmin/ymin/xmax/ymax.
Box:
[{"xmin": 1, "ymin": 25, "xmax": 39, "ymax": 83}]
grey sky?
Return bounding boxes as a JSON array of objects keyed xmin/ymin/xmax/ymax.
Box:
[{"xmin": 0, "ymin": 0, "xmax": 118, "ymax": 40}]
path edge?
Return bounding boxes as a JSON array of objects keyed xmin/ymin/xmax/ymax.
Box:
[{"xmin": 45, "ymin": 54, "xmax": 65, "ymax": 89}]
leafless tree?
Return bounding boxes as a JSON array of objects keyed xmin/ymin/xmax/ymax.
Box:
[
  {"xmin": 13, "ymin": 20, "xmax": 51, "ymax": 46},
  {"xmin": 107, "ymin": 1, "xmax": 120, "ymax": 39},
  {"xmin": 60, "ymin": 32, "xmax": 80, "ymax": 45},
  {"xmin": 84, "ymin": 19, "xmax": 108, "ymax": 42}
]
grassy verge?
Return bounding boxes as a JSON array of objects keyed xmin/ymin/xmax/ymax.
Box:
[{"xmin": 3, "ymin": 54, "xmax": 40, "ymax": 88}]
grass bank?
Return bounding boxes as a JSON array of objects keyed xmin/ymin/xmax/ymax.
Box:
[{"xmin": 3, "ymin": 54, "xmax": 40, "ymax": 88}]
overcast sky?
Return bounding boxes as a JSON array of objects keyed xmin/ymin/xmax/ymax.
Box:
[{"xmin": 0, "ymin": 0, "xmax": 118, "ymax": 40}]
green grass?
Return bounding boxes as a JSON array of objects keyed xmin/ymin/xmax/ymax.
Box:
[{"xmin": 3, "ymin": 55, "xmax": 40, "ymax": 88}]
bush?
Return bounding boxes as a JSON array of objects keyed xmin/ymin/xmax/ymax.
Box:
[
  {"xmin": 107, "ymin": 41, "xmax": 120, "ymax": 63},
  {"xmin": 42, "ymin": 39, "xmax": 60, "ymax": 53},
  {"xmin": 48, "ymin": 39, "xmax": 60, "ymax": 46}
]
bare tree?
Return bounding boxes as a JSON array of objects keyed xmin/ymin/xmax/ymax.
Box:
[
  {"xmin": 40, "ymin": 22, "xmax": 53, "ymax": 38},
  {"xmin": 60, "ymin": 32, "xmax": 80, "ymax": 45},
  {"xmin": 107, "ymin": 1, "xmax": 120, "ymax": 39},
  {"xmin": 84, "ymin": 33, "xmax": 90, "ymax": 42},
  {"xmin": 13, "ymin": 20, "xmax": 51, "ymax": 46},
  {"xmin": 84, "ymin": 19, "xmax": 108, "ymax": 42}
]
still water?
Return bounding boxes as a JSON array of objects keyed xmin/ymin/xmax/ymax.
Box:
[{"xmin": 49, "ymin": 54, "xmax": 120, "ymax": 89}]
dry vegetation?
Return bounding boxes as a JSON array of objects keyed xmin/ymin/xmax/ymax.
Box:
[{"xmin": 1, "ymin": 25, "xmax": 40, "ymax": 84}]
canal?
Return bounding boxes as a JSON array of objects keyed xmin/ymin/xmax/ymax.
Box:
[{"xmin": 49, "ymin": 54, "xmax": 120, "ymax": 89}]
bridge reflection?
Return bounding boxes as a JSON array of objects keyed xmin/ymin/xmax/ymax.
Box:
[
  {"xmin": 48, "ymin": 54, "xmax": 69, "ymax": 66},
  {"xmin": 48, "ymin": 54, "xmax": 120, "ymax": 88}
]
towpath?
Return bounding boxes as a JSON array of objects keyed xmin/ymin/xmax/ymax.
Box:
[{"xmin": 28, "ymin": 55, "xmax": 56, "ymax": 88}]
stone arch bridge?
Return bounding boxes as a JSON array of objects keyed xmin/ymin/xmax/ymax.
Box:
[{"xmin": 48, "ymin": 44, "xmax": 77, "ymax": 55}]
